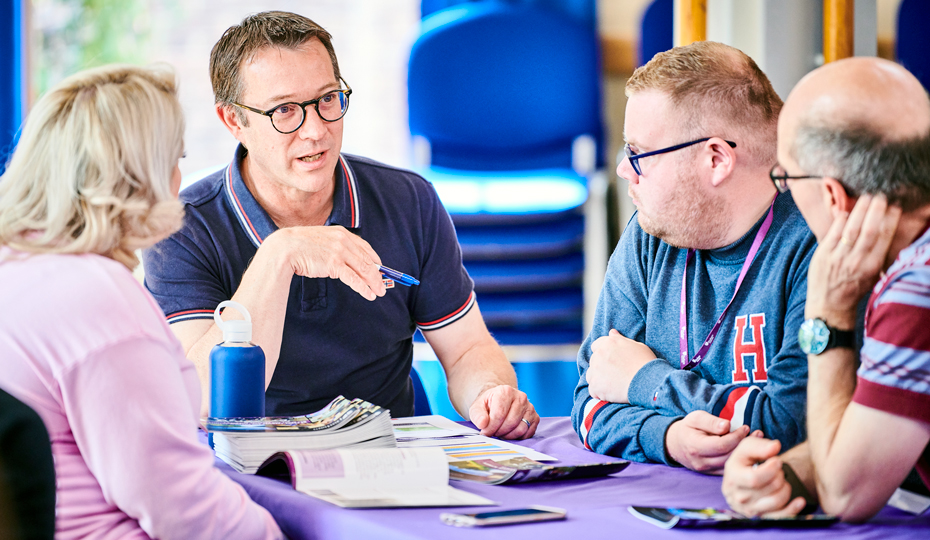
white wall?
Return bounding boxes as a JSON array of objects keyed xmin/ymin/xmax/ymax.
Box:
[{"xmin": 705, "ymin": 0, "xmax": 877, "ymax": 100}]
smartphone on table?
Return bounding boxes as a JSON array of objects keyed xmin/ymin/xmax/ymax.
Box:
[
  {"xmin": 629, "ymin": 506, "xmax": 838, "ymax": 529},
  {"xmin": 440, "ymin": 506, "xmax": 567, "ymax": 527}
]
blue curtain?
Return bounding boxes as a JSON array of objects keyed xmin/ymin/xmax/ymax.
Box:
[{"xmin": 0, "ymin": 0, "xmax": 26, "ymax": 173}]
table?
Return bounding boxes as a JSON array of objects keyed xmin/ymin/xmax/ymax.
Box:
[{"xmin": 216, "ymin": 417, "xmax": 930, "ymax": 539}]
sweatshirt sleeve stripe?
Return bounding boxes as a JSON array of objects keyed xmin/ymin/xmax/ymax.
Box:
[
  {"xmin": 580, "ymin": 398, "xmax": 609, "ymax": 450},
  {"xmin": 712, "ymin": 385, "xmax": 761, "ymax": 432}
]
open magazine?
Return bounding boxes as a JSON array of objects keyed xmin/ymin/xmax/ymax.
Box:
[
  {"xmin": 393, "ymin": 415, "xmax": 556, "ymax": 463},
  {"xmin": 391, "ymin": 416, "xmax": 627, "ymax": 484},
  {"xmin": 448, "ymin": 456, "xmax": 629, "ymax": 485},
  {"xmin": 205, "ymin": 396, "xmax": 396, "ymax": 473},
  {"xmin": 256, "ymin": 447, "xmax": 495, "ymax": 508},
  {"xmin": 629, "ymin": 506, "xmax": 838, "ymax": 529}
]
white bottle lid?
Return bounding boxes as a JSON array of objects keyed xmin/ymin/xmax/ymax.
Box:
[{"xmin": 213, "ymin": 300, "xmax": 252, "ymax": 342}]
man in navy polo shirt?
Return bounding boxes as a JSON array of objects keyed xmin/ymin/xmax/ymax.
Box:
[{"xmin": 143, "ymin": 11, "xmax": 539, "ymax": 439}]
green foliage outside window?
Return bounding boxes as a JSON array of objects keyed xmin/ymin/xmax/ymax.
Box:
[{"xmin": 31, "ymin": 0, "xmax": 151, "ymax": 97}]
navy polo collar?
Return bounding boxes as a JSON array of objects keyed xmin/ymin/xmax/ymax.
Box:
[
  {"xmin": 223, "ymin": 144, "xmax": 362, "ymax": 248},
  {"xmin": 329, "ymin": 154, "xmax": 362, "ymax": 230}
]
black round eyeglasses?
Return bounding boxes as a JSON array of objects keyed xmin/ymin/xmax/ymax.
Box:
[{"xmin": 233, "ymin": 78, "xmax": 352, "ymax": 134}]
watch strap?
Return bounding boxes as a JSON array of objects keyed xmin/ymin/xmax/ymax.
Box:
[
  {"xmin": 826, "ymin": 326, "xmax": 856, "ymax": 351},
  {"xmin": 782, "ymin": 463, "xmax": 817, "ymax": 515}
]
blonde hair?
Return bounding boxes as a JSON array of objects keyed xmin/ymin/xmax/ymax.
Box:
[
  {"xmin": 0, "ymin": 64, "xmax": 185, "ymax": 269},
  {"xmin": 627, "ymin": 41, "xmax": 782, "ymax": 166}
]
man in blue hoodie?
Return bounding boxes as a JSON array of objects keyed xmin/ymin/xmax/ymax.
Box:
[{"xmin": 573, "ymin": 41, "xmax": 816, "ymax": 473}]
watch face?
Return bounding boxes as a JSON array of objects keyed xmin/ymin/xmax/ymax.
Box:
[{"xmin": 798, "ymin": 318, "xmax": 830, "ymax": 355}]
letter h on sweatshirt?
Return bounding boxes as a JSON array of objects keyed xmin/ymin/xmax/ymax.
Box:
[{"xmin": 732, "ymin": 314, "xmax": 768, "ymax": 383}]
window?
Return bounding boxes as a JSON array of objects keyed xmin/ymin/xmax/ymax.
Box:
[{"xmin": 29, "ymin": 0, "xmax": 420, "ymax": 182}]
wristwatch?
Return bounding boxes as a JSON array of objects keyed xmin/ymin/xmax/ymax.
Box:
[{"xmin": 798, "ymin": 318, "xmax": 855, "ymax": 355}]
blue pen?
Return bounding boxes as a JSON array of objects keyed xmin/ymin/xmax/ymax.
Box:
[{"xmin": 379, "ymin": 265, "xmax": 420, "ymax": 286}]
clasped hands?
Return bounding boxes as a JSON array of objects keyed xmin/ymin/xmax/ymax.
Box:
[
  {"xmin": 723, "ymin": 438, "xmax": 810, "ymax": 517},
  {"xmin": 586, "ymin": 328, "xmax": 656, "ymax": 404},
  {"xmin": 586, "ymin": 329, "xmax": 759, "ymax": 474}
]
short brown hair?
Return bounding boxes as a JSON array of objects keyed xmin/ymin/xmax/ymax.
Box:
[
  {"xmin": 626, "ymin": 41, "xmax": 782, "ymax": 165},
  {"xmin": 209, "ymin": 11, "xmax": 341, "ymax": 123}
]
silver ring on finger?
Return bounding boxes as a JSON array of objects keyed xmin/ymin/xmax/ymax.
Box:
[{"xmin": 521, "ymin": 418, "xmax": 531, "ymax": 429}]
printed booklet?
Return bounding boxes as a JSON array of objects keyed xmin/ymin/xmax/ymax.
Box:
[
  {"xmin": 391, "ymin": 416, "xmax": 628, "ymax": 485},
  {"xmin": 448, "ymin": 456, "xmax": 630, "ymax": 485},
  {"xmin": 256, "ymin": 447, "xmax": 495, "ymax": 508},
  {"xmin": 205, "ymin": 396, "xmax": 396, "ymax": 473}
]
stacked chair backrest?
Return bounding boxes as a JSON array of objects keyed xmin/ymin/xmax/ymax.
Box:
[
  {"xmin": 407, "ymin": 1, "xmax": 604, "ymax": 418},
  {"xmin": 639, "ymin": 0, "xmax": 673, "ymax": 66},
  {"xmin": 409, "ymin": 1, "xmax": 602, "ymax": 171},
  {"xmin": 896, "ymin": 0, "xmax": 930, "ymax": 92}
]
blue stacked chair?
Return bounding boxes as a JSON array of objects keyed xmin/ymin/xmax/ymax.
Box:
[
  {"xmin": 639, "ymin": 0, "xmax": 674, "ymax": 66},
  {"xmin": 421, "ymin": 0, "xmax": 597, "ymax": 34},
  {"xmin": 896, "ymin": 0, "xmax": 930, "ymax": 92},
  {"xmin": 407, "ymin": 0, "xmax": 604, "ymax": 418}
]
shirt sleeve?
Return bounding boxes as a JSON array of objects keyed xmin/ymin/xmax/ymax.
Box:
[
  {"xmin": 59, "ymin": 336, "xmax": 282, "ymax": 540},
  {"xmin": 624, "ymin": 258, "xmax": 809, "ymax": 451},
  {"xmin": 852, "ymin": 267, "xmax": 930, "ymax": 423},
  {"xmin": 572, "ymin": 225, "xmax": 682, "ymax": 464},
  {"xmin": 411, "ymin": 181, "xmax": 475, "ymax": 331},
  {"xmin": 143, "ymin": 219, "xmax": 231, "ymax": 324}
]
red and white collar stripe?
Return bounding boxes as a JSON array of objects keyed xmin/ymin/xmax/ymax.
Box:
[
  {"xmin": 224, "ymin": 163, "xmax": 263, "ymax": 248},
  {"xmin": 339, "ymin": 155, "xmax": 360, "ymax": 229}
]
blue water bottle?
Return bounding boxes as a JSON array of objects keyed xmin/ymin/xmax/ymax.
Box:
[{"xmin": 209, "ymin": 300, "xmax": 265, "ymax": 418}]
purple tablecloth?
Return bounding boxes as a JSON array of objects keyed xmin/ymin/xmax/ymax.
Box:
[{"xmin": 215, "ymin": 417, "xmax": 930, "ymax": 539}]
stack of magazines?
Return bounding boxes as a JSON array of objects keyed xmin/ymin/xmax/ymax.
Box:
[{"xmin": 205, "ymin": 396, "xmax": 396, "ymax": 473}]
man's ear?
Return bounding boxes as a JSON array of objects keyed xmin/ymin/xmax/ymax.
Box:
[
  {"xmin": 216, "ymin": 103, "xmax": 246, "ymax": 142},
  {"xmin": 707, "ymin": 137, "xmax": 737, "ymax": 187},
  {"xmin": 821, "ymin": 177, "xmax": 855, "ymax": 217}
]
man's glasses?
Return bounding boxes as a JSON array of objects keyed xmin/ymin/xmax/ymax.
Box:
[
  {"xmin": 769, "ymin": 164, "xmax": 820, "ymax": 193},
  {"xmin": 233, "ymin": 78, "xmax": 352, "ymax": 134},
  {"xmin": 624, "ymin": 137, "xmax": 737, "ymax": 176}
]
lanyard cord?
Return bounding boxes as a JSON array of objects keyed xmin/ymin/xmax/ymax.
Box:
[{"xmin": 679, "ymin": 197, "xmax": 777, "ymax": 370}]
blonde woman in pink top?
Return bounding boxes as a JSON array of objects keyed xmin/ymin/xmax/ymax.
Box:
[{"xmin": 0, "ymin": 64, "xmax": 282, "ymax": 539}]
